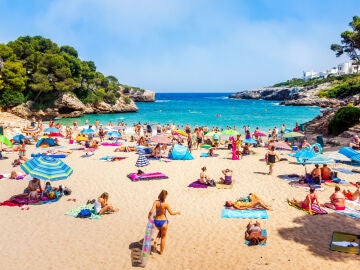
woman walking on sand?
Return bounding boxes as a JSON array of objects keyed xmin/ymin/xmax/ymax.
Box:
[
  {"xmin": 266, "ymin": 146, "xmax": 279, "ymax": 175},
  {"xmin": 148, "ymin": 190, "xmax": 180, "ymax": 254}
]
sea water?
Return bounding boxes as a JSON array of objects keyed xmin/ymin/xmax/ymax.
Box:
[{"xmin": 57, "ymin": 93, "xmax": 321, "ymax": 131}]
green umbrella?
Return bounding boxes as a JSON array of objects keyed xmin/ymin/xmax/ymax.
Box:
[
  {"xmin": 283, "ymin": 132, "xmax": 304, "ymax": 138},
  {"xmin": 0, "ymin": 135, "xmax": 13, "ymax": 150},
  {"xmin": 222, "ymin": 129, "xmax": 239, "ymax": 136}
]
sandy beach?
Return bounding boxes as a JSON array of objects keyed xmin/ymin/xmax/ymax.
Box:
[{"xmin": 0, "ymin": 121, "xmax": 359, "ymax": 270}]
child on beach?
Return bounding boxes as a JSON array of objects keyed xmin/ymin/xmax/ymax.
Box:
[{"xmin": 94, "ymin": 192, "xmax": 119, "ymax": 215}]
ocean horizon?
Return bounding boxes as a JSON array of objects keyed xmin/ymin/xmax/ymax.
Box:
[{"xmin": 56, "ymin": 92, "xmax": 321, "ymax": 131}]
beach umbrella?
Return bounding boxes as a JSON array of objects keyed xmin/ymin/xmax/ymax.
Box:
[
  {"xmin": 151, "ymin": 135, "xmax": 171, "ymax": 144},
  {"xmin": 283, "ymin": 132, "xmax": 304, "ymax": 138},
  {"xmin": 273, "ymin": 141, "xmax": 292, "ymax": 151},
  {"xmin": 302, "ymin": 155, "xmax": 335, "ymax": 165},
  {"xmin": 173, "ymin": 129, "xmax": 187, "ymax": 137},
  {"xmin": 253, "ymin": 132, "xmax": 266, "ymax": 137},
  {"xmin": 108, "ymin": 131, "xmax": 122, "ymax": 138},
  {"xmin": 48, "ymin": 132, "xmax": 64, "ymax": 137},
  {"xmin": 222, "ymin": 129, "xmax": 239, "ymax": 136},
  {"xmin": 205, "ymin": 131, "xmax": 221, "ymax": 137},
  {"xmin": 323, "ymin": 151, "xmax": 351, "ymax": 162},
  {"xmin": 20, "ymin": 156, "xmax": 73, "ymax": 181},
  {"xmin": 243, "ymin": 138, "xmax": 257, "ymax": 144},
  {"xmin": 13, "ymin": 134, "xmax": 26, "ymax": 143},
  {"xmin": 44, "ymin": 127, "xmax": 60, "ymax": 133},
  {"xmin": 0, "ymin": 135, "xmax": 13, "ymax": 150},
  {"xmin": 135, "ymin": 152, "xmax": 150, "ymax": 168},
  {"xmin": 81, "ymin": 128, "xmax": 95, "ymax": 134},
  {"xmin": 75, "ymin": 135, "xmax": 89, "ymax": 142}
]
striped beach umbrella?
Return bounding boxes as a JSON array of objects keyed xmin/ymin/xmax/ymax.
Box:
[
  {"xmin": 20, "ymin": 156, "xmax": 73, "ymax": 181},
  {"xmin": 135, "ymin": 152, "xmax": 150, "ymax": 168}
]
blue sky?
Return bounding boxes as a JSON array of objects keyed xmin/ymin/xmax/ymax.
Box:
[{"xmin": 0, "ymin": 0, "xmax": 359, "ymax": 92}]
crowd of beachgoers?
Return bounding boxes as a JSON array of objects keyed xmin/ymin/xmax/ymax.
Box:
[{"xmin": 0, "ymin": 115, "xmax": 359, "ymax": 269}]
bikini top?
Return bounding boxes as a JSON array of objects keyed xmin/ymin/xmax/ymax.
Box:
[{"xmin": 156, "ymin": 200, "xmax": 164, "ymax": 216}]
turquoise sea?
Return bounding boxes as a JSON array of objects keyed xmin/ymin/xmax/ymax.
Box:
[{"xmin": 57, "ymin": 93, "xmax": 321, "ymax": 131}]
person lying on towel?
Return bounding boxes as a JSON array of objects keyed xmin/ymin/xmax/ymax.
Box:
[
  {"xmin": 245, "ymin": 221, "xmax": 267, "ymax": 246},
  {"xmin": 225, "ymin": 193, "xmax": 272, "ymax": 210}
]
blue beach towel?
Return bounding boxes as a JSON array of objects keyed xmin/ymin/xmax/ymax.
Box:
[
  {"xmin": 332, "ymin": 207, "xmax": 360, "ymax": 219},
  {"xmin": 65, "ymin": 205, "xmax": 101, "ymax": 219},
  {"xmin": 245, "ymin": 229, "xmax": 267, "ymax": 246},
  {"xmin": 333, "ymin": 168, "xmax": 356, "ymax": 175},
  {"xmin": 221, "ymin": 208, "xmax": 268, "ymax": 219}
]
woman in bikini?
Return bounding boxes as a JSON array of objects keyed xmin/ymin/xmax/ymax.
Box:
[
  {"xmin": 94, "ymin": 192, "xmax": 119, "ymax": 215},
  {"xmin": 245, "ymin": 221, "xmax": 267, "ymax": 245},
  {"xmin": 288, "ymin": 187, "xmax": 322, "ymax": 214},
  {"xmin": 225, "ymin": 193, "xmax": 272, "ymax": 210},
  {"xmin": 322, "ymin": 186, "xmax": 345, "ymax": 210},
  {"xmin": 266, "ymin": 146, "xmax": 279, "ymax": 175},
  {"xmin": 148, "ymin": 190, "xmax": 180, "ymax": 254}
]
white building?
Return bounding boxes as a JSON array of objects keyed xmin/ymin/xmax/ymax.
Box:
[
  {"xmin": 303, "ymin": 71, "xmax": 319, "ymax": 81},
  {"xmin": 303, "ymin": 61, "xmax": 358, "ymax": 81},
  {"xmin": 337, "ymin": 62, "xmax": 354, "ymax": 75}
]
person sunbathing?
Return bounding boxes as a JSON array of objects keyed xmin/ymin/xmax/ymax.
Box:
[
  {"xmin": 343, "ymin": 182, "xmax": 360, "ymax": 202},
  {"xmin": 288, "ymin": 187, "xmax": 322, "ymax": 214},
  {"xmin": 322, "ymin": 186, "xmax": 345, "ymax": 210},
  {"xmin": 225, "ymin": 193, "xmax": 272, "ymax": 210},
  {"xmin": 94, "ymin": 192, "xmax": 119, "ymax": 215},
  {"xmin": 200, "ymin": 166, "xmax": 214, "ymax": 186},
  {"xmin": 321, "ymin": 164, "xmax": 332, "ymax": 180},
  {"xmin": 245, "ymin": 221, "xmax": 267, "ymax": 245}
]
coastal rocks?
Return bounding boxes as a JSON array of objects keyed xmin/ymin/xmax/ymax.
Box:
[
  {"xmin": 129, "ymin": 90, "xmax": 155, "ymax": 102},
  {"xmin": 55, "ymin": 92, "xmax": 86, "ymax": 114},
  {"xmin": 303, "ymin": 109, "xmax": 335, "ymax": 135},
  {"xmin": 229, "ymin": 83, "xmax": 343, "ymax": 108},
  {"xmin": 281, "ymin": 98, "xmax": 345, "ymax": 108},
  {"xmin": 88, "ymin": 98, "xmax": 138, "ymax": 113}
]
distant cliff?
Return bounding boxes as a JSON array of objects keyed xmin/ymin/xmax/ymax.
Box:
[{"xmin": 229, "ymin": 83, "xmax": 347, "ymax": 108}]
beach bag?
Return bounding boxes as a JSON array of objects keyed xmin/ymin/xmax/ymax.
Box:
[
  {"xmin": 77, "ymin": 209, "xmax": 92, "ymax": 218},
  {"xmin": 63, "ymin": 187, "xmax": 72, "ymax": 196}
]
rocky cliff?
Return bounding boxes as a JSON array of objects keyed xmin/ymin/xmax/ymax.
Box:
[
  {"xmin": 229, "ymin": 83, "xmax": 346, "ymax": 108},
  {"xmin": 128, "ymin": 90, "xmax": 155, "ymax": 102},
  {"xmin": 9, "ymin": 92, "xmax": 138, "ymax": 120}
]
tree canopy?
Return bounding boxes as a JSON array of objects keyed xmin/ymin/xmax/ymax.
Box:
[
  {"xmin": 0, "ymin": 35, "xmax": 142, "ymax": 109},
  {"xmin": 331, "ymin": 16, "xmax": 360, "ymax": 62}
]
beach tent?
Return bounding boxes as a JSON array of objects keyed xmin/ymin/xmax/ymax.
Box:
[
  {"xmin": 36, "ymin": 137, "xmax": 56, "ymax": 148},
  {"xmin": 169, "ymin": 144, "xmax": 194, "ymax": 160}
]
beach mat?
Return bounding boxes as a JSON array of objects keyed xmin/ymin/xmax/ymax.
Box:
[
  {"xmin": 331, "ymin": 206, "xmax": 360, "ymax": 219},
  {"xmin": 65, "ymin": 204, "xmax": 101, "ymax": 219},
  {"xmin": 216, "ymin": 179, "xmax": 236, "ymax": 189},
  {"xmin": 330, "ymin": 231, "xmax": 360, "ymax": 255},
  {"xmin": 290, "ymin": 182, "xmax": 325, "ymax": 191},
  {"xmin": 221, "ymin": 208, "xmax": 268, "ymax": 219},
  {"xmin": 245, "ymin": 229, "xmax": 267, "ymax": 246},
  {"xmin": 200, "ymin": 153, "xmax": 219, "ymax": 157},
  {"xmin": 333, "ymin": 168, "xmax": 356, "ymax": 175},
  {"xmin": 188, "ymin": 180, "xmax": 208, "ymax": 188},
  {"xmin": 287, "ymin": 201, "xmax": 328, "ymax": 215},
  {"xmin": 325, "ymin": 181, "xmax": 350, "ymax": 187}
]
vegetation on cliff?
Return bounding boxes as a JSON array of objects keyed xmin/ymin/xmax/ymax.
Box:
[
  {"xmin": 0, "ymin": 36, "xmax": 145, "ymax": 110},
  {"xmin": 328, "ymin": 106, "xmax": 360, "ymax": 135}
]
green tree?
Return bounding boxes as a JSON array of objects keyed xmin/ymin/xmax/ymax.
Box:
[
  {"xmin": 1, "ymin": 61, "xmax": 27, "ymax": 91},
  {"xmin": 331, "ymin": 16, "xmax": 360, "ymax": 61},
  {"xmin": 60, "ymin": 45, "xmax": 78, "ymax": 58}
]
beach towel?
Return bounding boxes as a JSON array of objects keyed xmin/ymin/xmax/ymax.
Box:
[
  {"xmin": 65, "ymin": 204, "xmax": 101, "ymax": 219},
  {"xmin": 188, "ymin": 180, "xmax": 208, "ymax": 188},
  {"xmin": 290, "ymin": 182, "xmax": 325, "ymax": 191},
  {"xmin": 216, "ymin": 179, "xmax": 236, "ymax": 189},
  {"xmin": 279, "ymin": 174, "xmax": 301, "ymax": 181},
  {"xmin": 127, "ymin": 172, "xmax": 168, "ymax": 181},
  {"xmin": 200, "ymin": 153, "xmax": 219, "ymax": 157},
  {"xmin": 31, "ymin": 153, "xmax": 67, "ymax": 159},
  {"xmin": 99, "ymin": 156, "xmax": 127, "ymax": 161},
  {"xmin": 221, "ymin": 208, "xmax": 268, "ymax": 219},
  {"xmin": 328, "ymin": 206, "xmax": 360, "ymax": 219},
  {"xmin": 330, "ymin": 231, "xmax": 360, "ymax": 255},
  {"xmin": 287, "ymin": 201, "xmax": 328, "ymax": 215},
  {"xmin": 245, "ymin": 229, "xmax": 267, "ymax": 246},
  {"xmin": 333, "ymin": 168, "xmax": 356, "ymax": 175}
]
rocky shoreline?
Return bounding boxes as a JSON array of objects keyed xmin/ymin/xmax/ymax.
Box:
[
  {"xmin": 228, "ymin": 83, "xmax": 356, "ymax": 108},
  {"xmin": 5, "ymin": 90, "xmax": 156, "ymax": 121}
]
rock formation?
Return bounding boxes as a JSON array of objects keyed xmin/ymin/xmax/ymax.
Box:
[
  {"xmin": 229, "ymin": 83, "xmax": 344, "ymax": 108},
  {"xmin": 8, "ymin": 92, "xmax": 139, "ymax": 120}
]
